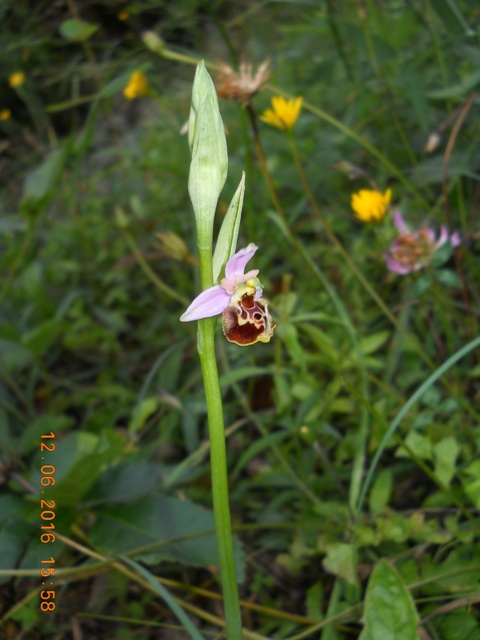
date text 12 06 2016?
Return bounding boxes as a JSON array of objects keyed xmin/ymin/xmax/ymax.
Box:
[{"xmin": 39, "ymin": 432, "xmax": 56, "ymax": 613}]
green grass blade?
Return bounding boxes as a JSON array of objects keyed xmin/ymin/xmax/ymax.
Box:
[
  {"xmin": 119, "ymin": 556, "xmax": 205, "ymax": 640},
  {"xmin": 356, "ymin": 334, "xmax": 480, "ymax": 515}
]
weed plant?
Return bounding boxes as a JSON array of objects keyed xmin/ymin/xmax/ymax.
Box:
[{"xmin": 1, "ymin": 1, "xmax": 480, "ymax": 639}]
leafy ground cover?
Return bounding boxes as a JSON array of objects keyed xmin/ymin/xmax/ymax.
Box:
[{"xmin": 1, "ymin": 1, "xmax": 480, "ymax": 638}]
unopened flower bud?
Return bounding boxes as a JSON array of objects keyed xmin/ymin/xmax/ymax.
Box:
[
  {"xmin": 424, "ymin": 130, "xmax": 442, "ymax": 154},
  {"xmin": 188, "ymin": 62, "xmax": 228, "ymax": 249},
  {"xmin": 115, "ymin": 206, "xmax": 129, "ymax": 230},
  {"xmin": 156, "ymin": 231, "xmax": 191, "ymax": 262},
  {"xmin": 142, "ymin": 31, "xmax": 166, "ymax": 55}
]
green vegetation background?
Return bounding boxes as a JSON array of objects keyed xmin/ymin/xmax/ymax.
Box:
[{"xmin": 1, "ymin": 1, "xmax": 479, "ymax": 638}]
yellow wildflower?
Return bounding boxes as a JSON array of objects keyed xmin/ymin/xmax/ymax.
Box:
[
  {"xmin": 351, "ymin": 188, "xmax": 391, "ymax": 222},
  {"xmin": 123, "ymin": 70, "xmax": 149, "ymax": 100},
  {"xmin": 260, "ymin": 96, "xmax": 303, "ymax": 131},
  {"xmin": 9, "ymin": 72, "xmax": 25, "ymax": 88},
  {"xmin": 0, "ymin": 109, "xmax": 11, "ymax": 120},
  {"xmin": 117, "ymin": 10, "xmax": 129, "ymax": 21}
]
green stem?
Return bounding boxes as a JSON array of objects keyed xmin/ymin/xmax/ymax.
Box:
[
  {"xmin": 288, "ymin": 134, "xmax": 413, "ymax": 342},
  {"xmin": 264, "ymin": 83, "xmax": 430, "ymax": 210},
  {"xmin": 218, "ymin": 344, "xmax": 323, "ymax": 509},
  {"xmin": 196, "ymin": 247, "xmax": 242, "ymax": 640},
  {"xmin": 361, "ymin": 5, "xmax": 420, "ymax": 170},
  {"xmin": 122, "ymin": 227, "xmax": 188, "ymax": 306},
  {"xmin": 248, "ymin": 108, "xmax": 369, "ymax": 516}
]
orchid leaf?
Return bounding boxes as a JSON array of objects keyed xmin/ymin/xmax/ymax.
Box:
[
  {"xmin": 213, "ymin": 172, "xmax": 245, "ymax": 282},
  {"xmin": 188, "ymin": 62, "xmax": 228, "ymax": 248}
]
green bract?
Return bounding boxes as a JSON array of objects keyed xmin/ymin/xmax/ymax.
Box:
[
  {"xmin": 188, "ymin": 62, "xmax": 228, "ymax": 251},
  {"xmin": 212, "ymin": 171, "xmax": 245, "ymax": 282}
]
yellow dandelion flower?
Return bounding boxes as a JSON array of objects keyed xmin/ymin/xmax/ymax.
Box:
[
  {"xmin": 9, "ymin": 71, "xmax": 25, "ymax": 88},
  {"xmin": 0, "ymin": 109, "xmax": 11, "ymax": 120},
  {"xmin": 259, "ymin": 96, "xmax": 303, "ymax": 131},
  {"xmin": 123, "ymin": 70, "xmax": 149, "ymax": 100},
  {"xmin": 117, "ymin": 10, "xmax": 128, "ymax": 21},
  {"xmin": 351, "ymin": 188, "xmax": 391, "ymax": 222}
]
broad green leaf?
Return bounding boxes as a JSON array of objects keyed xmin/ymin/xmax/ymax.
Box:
[
  {"xmin": 435, "ymin": 610, "xmax": 480, "ymax": 640},
  {"xmin": 90, "ymin": 460, "xmax": 168, "ymax": 504},
  {"xmin": 396, "ymin": 431, "xmax": 432, "ymax": 460},
  {"xmin": 129, "ymin": 397, "xmax": 159, "ymax": 435},
  {"xmin": 434, "ymin": 269, "xmax": 462, "ymax": 289},
  {"xmin": 0, "ymin": 522, "xmax": 36, "ymax": 585},
  {"xmin": 433, "ymin": 437, "xmax": 459, "ymax": 487},
  {"xmin": 9, "ymin": 597, "xmax": 38, "ymax": 627},
  {"xmin": 359, "ymin": 560, "xmax": 420, "ymax": 640},
  {"xmin": 212, "ymin": 172, "xmax": 245, "ymax": 282},
  {"xmin": 369, "ymin": 468, "xmax": 392, "ymax": 515},
  {"xmin": 90, "ymin": 494, "xmax": 244, "ymax": 581},
  {"xmin": 277, "ymin": 322, "xmax": 307, "ymax": 371},
  {"xmin": 59, "ymin": 18, "xmax": 99, "ymax": 42},
  {"xmin": 37, "ymin": 432, "xmax": 125, "ymax": 506},
  {"xmin": 21, "ymin": 146, "xmax": 68, "ymax": 213},
  {"xmin": 0, "ymin": 338, "xmax": 34, "ymax": 370},
  {"xmin": 0, "ymin": 495, "xmax": 25, "ymax": 524},
  {"xmin": 376, "ymin": 514, "xmax": 412, "ymax": 544},
  {"xmin": 19, "ymin": 530, "xmax": 65, "ymax": 570},
  {"xmin": 322, "ymin": 543, "xmax": 356, "ymax": 585},
  {"xmin": 411, "ymin": 274, "xmax": 432, "ymax": 297},
  {"xmin": 462, "ymin": 461, "xmax": 480, "ymax": 508},
  {"xmin": 359, "ymin": 331, "xmax": 390, "ymax": 356},
  {"xmin": 19, "ymin": 414, "xmax": 72, "ymax": 455},
  {"xmin": 22, "ymin": 318, "xmax": 66, "ymax": 356}
]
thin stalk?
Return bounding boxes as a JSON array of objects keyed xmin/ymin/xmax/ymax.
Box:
[
  {"xmin": 361, "ymin": 4, "xmax": 419, "ymax": 168},
  {"xmin": 196, "ymin": 245, "xmax": 242, "ymax": 640},
  {"xmin": 288, "ymin": 134, "xmax": 415, "ymax": 345},
  {"xmin": 320, "ymin": 578, "xmax": 343, "ymax": 640},
  {"xmin": 217, "ymin": 343, "xmax": 324, "ymax": 509},
  {"xmin": 247, "ymin": 106, "xmax": 369, "ymax": 516},
  {"xmin": 65, "ymin": 0, "xmax": 102, "ymax": 89},
  {"xmin": 121, "ymin": 225, "xmax": 188, "ymax": 306},
  {"xmin": 264, "ymin": 84, "xmax": 430, "ymax": 210},
  {"xmin": 155, "ymin": 44, "xmax": 427, "ymax": 207}
]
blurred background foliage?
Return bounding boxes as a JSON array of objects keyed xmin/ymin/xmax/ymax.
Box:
[{"xmin": 1, "ymin": 0, "xmax": 480, "ymax": 638}]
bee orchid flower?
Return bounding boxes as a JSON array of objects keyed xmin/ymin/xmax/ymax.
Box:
[{"xmin": 180, "ymin": 243, "xmax": 275, "ymax": 346}]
